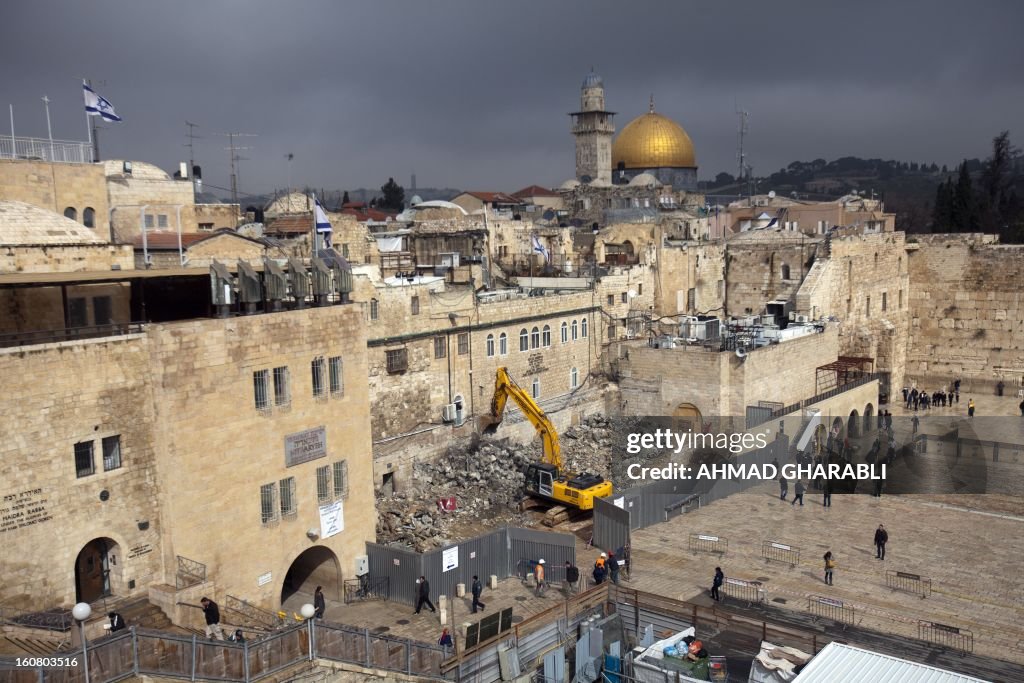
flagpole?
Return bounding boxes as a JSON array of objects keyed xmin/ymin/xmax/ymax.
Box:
[
  {"xmin": 83, "ymin": 80, "xmax": 94, "ymax": 161},
  {"xmin": 310, "ymin": 193, "xmax": 317, "ymax": 258},
  {"xmin": 42, "ymin": 96, "xmax": 53, "ymax": 161}
]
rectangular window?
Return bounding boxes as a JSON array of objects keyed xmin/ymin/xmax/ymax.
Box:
[
  {"xmin": 93, "ymin": 296, "xmax": 113, "ymax": 325},
  {"xmin": 102, "ymin": 435, "xmax": 122, "ymax": 471},
  {"xmin": 386, "ymin": 348, "xmax": 408, "ymax": 374},
  {"xmin": 333, "ymin": 460, "xmax": 348, "ymax": 499},
  {"xmin": 621, "ymin": 292, "xmax": 628, "ymax": 303},
  {"xmin": 74, "ymin": 441, "xmax": 95, "ymax": 478},
  {"xmin": 144, "ymin": 214, "xmax": 155, "ymax": 229},
  {"xmin": 254, "ymin": 369, "xmax": 270, "ymax": 410},
  {"xmin": 342, "ymin": 243, "xmax": 350, "ymax": 259},
  {"xmin": 68, "ymin": 297, "xmax": 88, "ymax": 328},
  {"xmin": 457, "ymin": 332, "xmax": 469, "ymax": 355},
  {"xmin": 866, "ymin": 296, "xmax": 872, "ymax": 317},
  {"xmin": 157, "ymin": 214, "xmax": 168, "ymax": 229},
  {"xmin": 369, "ymin": 299, "xmax": 379, "ymax": 321},
  {"xmin": 637, "ymin": 284, "xmax": 643, "ymax": 295},
  {"xmin": 273, "ymin": 366, "xmax": 290, "ymax": 406},
  {"xmin": 434, "ymin": 336, "xmax": 447, "ymax": 359},
  {"xmin": 687, "ymin": 288, "xmax": 696, "ymax": 310},
  {"xmin": 311, "ymin": 357, "xmax": 326, "ymax": 397},
  {"xmin": 882, "ymin": 292, "xmax": 887, "ymax": 312},
  {"xmin": 260, "ymin": 483, "xmax": 277, "ymax": 524},
  {"xmin": 198, "ymin": 222, "xmax": 214, "ymax": 231},
  {"xmin": 899, "ymin": 289, "xmax": 904, "ymax": 309},
  {"xmin": 411, "ymin": 295, "xmax": 420, "ymax": 315},
  {"xmin": 608, "ymin": 325, "xmax": 616, "ymax": 340},
  {"xmin": 607, "ymin": 294, "xmax": 614, "ymax": 306},
  {"xmin": 329, "ymin": 356, "xmax": 344, "ymax": 395},
  {"xmin": 316, "ymin": 465, "xmax": 331, "ymax": 504},
  {"xmin": 279, "ymin": 477, "xmax": 296, "ymax": 517}
]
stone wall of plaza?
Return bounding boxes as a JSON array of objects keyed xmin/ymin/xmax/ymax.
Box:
[
  {"xmin": 905, "ymin": 234, "xmax": 1024, "ymax": 390},
  {"xmin": 0, "ymin": 160, "xmax": 111, "ymax": 237},
  {"xmin": 724, "ymin": 234, "xmax": 821, "ymax": 316},
  {"xmin": 618, "ymin": 325, "xmax": 840, "ymax": 420},
  {"xmin": 654, "ymin": 243, "xmax": 726, "ymax": 317},
  {"xmin": 0, "ymin": 333, "xmax": 163, "ymax": 609},
  {"xmin": 0, "ymin": 244, "xmax": 134, "ymax": 274},
  {"xmin": 147, "ymin": 305, "xmax": 375, "ymax": 608},
  {"xmin": 0, "ymin": 282, "xmax": 132, "ymax": 335},
  {"xmin": 0, "ymin": 304, "xmax": 375, "ymax": 613}
]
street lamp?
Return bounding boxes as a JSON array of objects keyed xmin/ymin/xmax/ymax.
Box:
[
  {"xmin": 72, "ymin": 602, "xmax": 92, "ymax": 683},
  {"xmin": 300, "ymin": 603, "xmax": 316, "ymax": 660}
]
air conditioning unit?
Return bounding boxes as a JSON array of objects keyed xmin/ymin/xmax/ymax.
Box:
[
  {"xmin": 794, "ymin": 315, "xmax": 810, "ymax": 323},
  {"xmin": 354, "ymin": 555, "xmax": 369, "ymax": 577},
  {"xmin": 439, "ymin": 252, "xmax": 461, "ymax": 268},
  {"xmin": 441, "ymin": 403, "xmax": 458, "ymax": 423}
]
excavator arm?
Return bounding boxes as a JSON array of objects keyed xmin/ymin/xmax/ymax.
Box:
[{"xmin": 480, "ymin": 367, "xmax": 562, "ymax": 470}]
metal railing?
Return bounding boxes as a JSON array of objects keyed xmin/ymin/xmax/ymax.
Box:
[
  {"xmin": 687, "ymin": 534, "xmax": 727, "ymax": 555},
  {"xmin": 807, "ymin": 595, "xmax": 855, "ymax": 628},
  {"xmin": 746, "ymin": 373, "xmax": 881, "ymax": 429},
  {"xmin": 0, "ymin": 606, "xmax": 73, "ymax": 632},
  {"xmin": 720, "ymin": 578, "xmax": 765, "ymax": 606},
  {"xmin": 761, "ymin": 540, "xmax": 800, "ymax": 567},
  {"xmin": 0, "ymin": 323, "xmax": 145, "ymax": 349},
  {"xmin": 885, "ymin": 570, "xmax": 932, "ymax": 599},
  {"xmin": 225, "ymin": 595, "xmax": 283, "ymax": 629},
  {"xmin": 918, "ymin": 621, "xmax": 973, "ymax": 655},
  {"xmin": 175, "ymin": 555, "xmax": 207, "ymax": 590},
  {"xmin": 342, "ymin": 577, "xmax": 389, "ymax": 604},
  {"xmin": 0, "ymin": 136, "xmax": 93, "ymax": 163}
]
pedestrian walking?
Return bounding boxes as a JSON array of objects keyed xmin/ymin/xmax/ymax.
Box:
[
  {"xmin": 564, "ymin": 561, "xmax": 579, "ymax": 596},
  {"xmin": 779, "ymin": 474, "xmax": 788, "ymax": 500},
  {"xmin": 471, "ymin": 575, "xmax": 486, "ymax": 613},
  {"xmin": 200, "ymin": 597, "xmax": 224, "ymax": 641},
  {"xmin": 313, "ymin": 586, "xmax": 325, "ymax": 619},
  {"xmin": 438, "ymin": 627, "xmax": 453, "ymax": 653},
  {"xmin": 823, "ymin": 552, "xmax": 835, "ymax": 586},
  {"xmin": 414, "ymin": 576, "xmax": 436, "ymax": 614},
  {"xmin": 874, "ymin": 524, "xmax": 888, "ymax": 560},
  {"xmin": 608, "ymin": 551, "xmax": 620, "ymax": 585},
  {"xmin": 593, "ymin": 553, "xmax": 607, "ymax": 585},
  {"xmin": 710, "ymin": 567, "xmax": 724, "ymax": 602},
  {"xmin": 534, "ymin": 559, "xmax": 547, "ymax": 596},
  {"xmin": 108, "ymin": 611, "xmax": 126, "ymax": 633},
  {"xmin": 822, "ymin": 480, "xmax": 832, "ymax": 507},
  {"xmin": 968, "ymin": 398, "xmax": 975, "ymax": 417},
  {"xmin": 791, "ymin": 480, "xmax": 805, "ymax": 506}
]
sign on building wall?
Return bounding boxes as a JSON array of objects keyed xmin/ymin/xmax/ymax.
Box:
[
  {"xmin": 285, "ymin": 427, "xmax": 327, "ymax": 467},
  {"xmin": 319, "ymin": 500, "xmax": 344, "ymax": 539},
  {"xmin": 258, "ymin": 572, "xmax": 272, "ymax": 587},
  {"xmin": 442, "ymin": 546, "xmax": 459, "ymax": 572}
]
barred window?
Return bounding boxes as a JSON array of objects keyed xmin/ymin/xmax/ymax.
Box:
[
  {"xmin": 279, "ymin": 477, "xmax": 296, "ymax": 517},
  {"xmin": 260, "ymin": 483, "xmax": 277, "ymax": 524},
  {"xmin": 607, "ymin": 294, "xmax": 614, "ymax": 306},
  {"xmin": 457, "ymin": 333, "xmax": 469, "ymax": 355},
  {"xmin": 560, "ymin": 322, "xmax": 568, "ymax": 343},
  {"xmin": 530, "ymin": 327, "xmax": 540, "ymax": 349},
  {"xmin": 542, "ymin": 325, "xmax": 551, "ymax": 347},
  {"xmin": 499, "ymin": 333, "xmax": 508, "ymax": 355},
  {"xmin": 333, "ymin": 460, "xmax": 348, "ymax": 499},
  {"xmin": 74, "ymin": 441, "xmax": 95, "ymax": 478},
  {"xmin": 486, "ymin": 334, "xmax": 495, "ymax": 357},
  {"xmin": 329, "ymin": 356, "xmax": 344, "ymax": 395},
  {"xmin": 519, "ymin": 328, "xmax": 529, "ymax": 352},
  {"xmin": 254, "ymin": 369, "xmax": 270, "ymax": 410},
  {"xmin": 311, "ymin": 357, "xmax": 326, "ymax": 398},
  {"xmin": 581, "ymin": 317, "xmax": 588, "ymax": 338},
  {"xmin": 157, "ymin": 214, "xmax": 168, "ymax": 229},
  {"xmin": 386, "ymin": 348, "xmax": 408, "ymax": 374},
  {"xmin": 370, "ymin": 298, "xmax": 379, "ymax": 321},
  {"xmin": 434, "ymin": 336, "xmax": 447, "ymax": 359},
  {"xmin": 316, "ymin": 465, "xmax": 331, "ymax": 504},
  {"xmin": 102, "ymin": 435, "xmax": 122, "ymax": 471},
  {"xmin": 273, "ymin": 366, "xmax": 290, "ymax": 406},
  {"xmin": 411, "ymin": 295, "xmax": 420, "ymax": 315}
]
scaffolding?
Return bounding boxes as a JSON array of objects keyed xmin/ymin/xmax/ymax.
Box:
[{"xmin": 815, "ymin": 356, "xmax": 874, "ymax": 394}]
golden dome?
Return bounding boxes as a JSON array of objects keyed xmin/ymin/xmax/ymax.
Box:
[{"xmin": 612, "ymin": 106, "xmax": 696, "ymax": 169}]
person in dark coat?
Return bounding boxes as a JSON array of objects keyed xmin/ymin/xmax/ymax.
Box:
[
  {"xmin": 710, "ymin": 567, "xmax": 724, "ymax": 602},
  {"xmin": 564, "ymin": 561, "xmax": 579, "ymax": 595},
  {"xmin": 200, "ymin": 597, "xmax": 224, "ymax": 640},
  {"xmin": 471, "ymin": 575, "xmax": 486, "ymax": 613},
  {"xmin": 608, "ymin": 551, "xmax": 620, "ymax": 585},
  {"xmin": 108, "ymin": 611, "xmax": 126, "ymax": 632},
  {"xmin": 592, "ymin": 554, "xmax": 607, "ymax": 585},
  {"xmin": 791, "ymin": 480, "xmax": 805, "ymax": 506},
  {"xmin": 822, "ymin": 479, "xmax": 832, "ymax": 508},
  {"xmin": 313, "ymin": 586, "xmax": 326, "ymax": 619},
  {"xmin": 438, "ymin": 628, "xmax": 453, "ymax": 651},
  {"xmin": 779, "ymin": 474, "xmax": 788, "ymax": 500},
  {"xmin": 874, "ymin": 524, "xmax": 889, "ymax": 560},
  {"xmin": 414, "ymin": 576, "xmax": 436, "ymax": 614}
]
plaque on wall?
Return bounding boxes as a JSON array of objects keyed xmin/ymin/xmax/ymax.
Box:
[{"xmin": 284, "ymin": 427, "xmax": 327, "ymax": 467}]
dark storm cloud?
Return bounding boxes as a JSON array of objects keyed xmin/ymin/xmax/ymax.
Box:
[{"xmin": 1, "ymin": 0, "xmax": 1021, "ymax": 196}]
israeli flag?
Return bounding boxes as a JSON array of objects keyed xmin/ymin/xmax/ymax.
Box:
[
  {"xmin": 83, "ymin": 82, "xmax": 122, "ymax": 122},
  {"xmin": 314, "ymin": 196, "xmax": 333, "ymax": 248},
  {"xmin": 531, "ymin": 233, "xmax": 549, "ymax": 262}
]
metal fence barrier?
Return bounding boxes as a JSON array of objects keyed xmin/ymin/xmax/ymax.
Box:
[
  {"xmin": 687, "ymin": 534, "xmax": 728, "ymax": 555},
  {"xmin": 721, "ymin": 578, "xmax": 765, "ymax": 606},
  {"xmin": 343, "ymin": 577, "xmax": 389, "ymax": 604},
  {"xmin": 885, "ymin": 570, "xmax": 932, "ymax": 598},
  {"xmin": 761, "ymin": 541, "xmax": 800, "ymax": 567},
  {"xmin": 806, "ymin": 595, "xmax": 855, "ymax": 628},
  {"xmin": 918, "ymin": 621, "xmax": 974, "ymax": 655}
]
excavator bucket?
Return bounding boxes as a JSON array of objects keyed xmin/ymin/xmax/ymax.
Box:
[{"xmin": 478, "ymin": 413, "xmax": 502, "ymax": 435}]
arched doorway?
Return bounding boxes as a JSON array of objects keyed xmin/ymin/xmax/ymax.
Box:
[
  {"xmin": 281, "ymin": 546, "xmax": 342, "ymax": 606},
  {"xmin": 671, "ymin": 403, "xmax": 702, "ymax": 432},
  {"xmin": 848, "ymin": 409, "xmax": 860, "ymax": 438},
  {"xmin": 863, "ymin": 403, "xmax": 874, "ymax": 434},
  {"xmin": 75, "ymin": 537, "xmax": 120, "ymax": 603}
]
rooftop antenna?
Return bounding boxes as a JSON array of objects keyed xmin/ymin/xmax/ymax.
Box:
[
  {"xmin": 649, "ymin": 94, "xmax": 655, "ymax": 113},
  {"xmin": 184, "ymin": 121, "xmax": 202, "ymax": 195},
  {"xmin": 286, "ymin": 153, "xmax": 295, "ymax": 210},
  {"xmin": 218, "ymin": 132, "xmax": 256, "ymax": 206},
  {"xmin": 736, "ymin": 106, "xmax": 750, "ymax": 195}
]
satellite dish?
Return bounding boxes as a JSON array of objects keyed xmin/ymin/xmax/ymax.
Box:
[
  {"xmin": 735, "ymin": 347, "xmax": 747, "ymax": 359},
  {"xmin": 542, "ymin": 209, "xmax": 555, "ymax": 221},
  {"xmin": 768, "ymin": 190, "xmax": 776, "ymax": 198},
  {"xmin": 628, "ymin": 290, "xmax": 638, "ymax": 298},
  {"xmin": 581, "ymin": 174, "xmax": 593, "ymax": 184}
]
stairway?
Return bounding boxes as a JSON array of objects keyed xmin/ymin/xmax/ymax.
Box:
[{"xmin": 111, "ymin": 598, "xmax": 174, "ymax": 631}]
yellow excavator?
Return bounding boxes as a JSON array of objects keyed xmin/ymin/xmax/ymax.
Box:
[{"xmin": 480, "ymin": 367, "xmax": 612, "ymax": 511}]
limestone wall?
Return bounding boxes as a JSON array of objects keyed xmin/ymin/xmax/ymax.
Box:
[
  {"xmin": 192, "ymin": 204, "xmax": 240, "ymax": 231},
  {"xmin": 725, "ymin": 238, "xmax": 819, "ymax": 316},
  {"xmin": 0, "ymin": 160, "xmax": 111, "ymax": 237},
  {"xmin": 0, "ymin": 244, "xmax": 134, "ymax": 274},
  {"xmin": 106, "ymin": 173, "xmax": 196, "ymax": 243},
  {"xmin": 0, "ymin": 282, "xmax": 132, "ymax": 335},
  {"xmin": 906, "ymin": 235, "xmax": 1024, "ymax": 390},
  {"xmin": 656, "ymin": 243, "xmax": 726, "ymax": 316}
]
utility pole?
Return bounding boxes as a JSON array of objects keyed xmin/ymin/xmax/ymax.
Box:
[
  {"xmin": 218, "ymin": 132, "xmax": 256, "ymax": 206},
  {"xmin": 736, "ymin": 106, "xmax": 749, "ymax": 197},
  {"xmin": 185, "ymin": 121, "xmax": 201, "ymax": 197},
  {"xmin": 41, "ymin": 96, "xmax": 53, "ymax": 159}
]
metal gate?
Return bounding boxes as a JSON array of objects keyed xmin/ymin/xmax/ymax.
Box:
[
  {"xmin": 885, "ymin": 570, "xmax": 932, "ymax": 598},
  {"xmin": 593, "ymin": 496, "xmax": 631, "ymax": 553},
  {"xmin": 761, "ymin": 540, "xmax": 800, "ymax": 567},
  {"xmin": 918, "ymin": 621, "xmax": 974, "ymax": 654},
  {"xmin": 807, "ymin": 595, "xmax": 855, "ymax": 627}
]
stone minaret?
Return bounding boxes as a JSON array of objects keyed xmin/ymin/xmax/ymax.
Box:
[{"xmin": 570, "ymin": 71, "xmax": 615, "ymax": 184}]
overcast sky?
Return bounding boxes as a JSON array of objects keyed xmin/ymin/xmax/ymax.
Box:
[{"xmin": 2, "ymin": 1, "xmax": 1022, "ymax": 197}]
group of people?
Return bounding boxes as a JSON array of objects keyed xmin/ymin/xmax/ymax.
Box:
[{"xmin": 902, "ymin": 379, "xmax": 960, "ymax": 411}]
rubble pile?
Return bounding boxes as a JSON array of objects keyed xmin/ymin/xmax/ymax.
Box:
[{"xmin": 561, "ymin": 415, "xmax": 667, "ymax": 489}]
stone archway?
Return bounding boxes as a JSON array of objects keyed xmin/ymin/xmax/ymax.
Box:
[
  {"xmin": 848, "ymin": 409, "xmax": 860, "ymax": 438},
  {"xmin": 671, "ymin": 403, "xmax": 702, "ymax": 432},
  {"xmin": 281, "ymin": 546, "xmax": 342, "ymax": 606},
  {"xmin": 75, "ymin": 537, "xmax": 121, "ymax": 604},
  {"xmin": 864, "ymin": 403, "xmax": 874, "ymax": 434}
]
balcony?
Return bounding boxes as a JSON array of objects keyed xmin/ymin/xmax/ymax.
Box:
[{"xmin": 0, "ymin": 136, "xmax": 93, "ymax": 164}]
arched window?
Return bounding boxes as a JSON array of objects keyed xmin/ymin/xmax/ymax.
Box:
[
  {"xmin": 581, "ymin": 317, "xmax": 588, "ymax": 338},
  {"xmin": 531, "ymin": 326, "xmax": 540, "ymax": 349},
  {"xmin": 369, "ymin": 298, "xmax": 379, "ymax": 321},
  {"xmin": 781, "ymin": 263, "xmax": 790, "ymax": 280},
  {"xmin": 570, "ymin": 367, "xmax": 579, "ymax": 389},
  {"xmin": 63, "ymin": 207, "xmax": 77, "ymax": 221},
  {"xmin": 560, "ymin": 322, "xmax": 568, "ymax": 343},
  {"xmin": 571, "ymin": 320, "xmax": 579, "ymax": 341},
  {"xmin": 486, "ymin": 334, "xmax": 495, "ymax": 357},
  {"xmin": 83, "ymin": 207, "xmax": 96, "ymax": 229},
  {"xmin": 519, "ymin": 328, "xmax": 529, "ymax": 352},
  {"xmin": 531, "ymin": 378, "xmax": 541, "ymax": 399},
  {"xmin": 499, "ymin": 332, "xmax": 508, "ymax": 355},
  {"xmin": 542, "ymin": 325, "xmax": 551, "ymax": 347}
]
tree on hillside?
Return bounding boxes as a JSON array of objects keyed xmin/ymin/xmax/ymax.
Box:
[
  {"xmin": 978, "ymin": 131, "xmax": 1021, "ymax": 238},
  {"xmin": 714, "ymin": 172, "xmax": 735, "ymax": 186},
  {"xmin": 950, "ymin": 162, "xmax": 978, "ymax": 231},
  {"xmin": 379, "ymin": 177, "xmax": 405, "ymax": 211},
  {"xmin": 932, "ymin": 179, "xmax": 954, "ymax": 231}
]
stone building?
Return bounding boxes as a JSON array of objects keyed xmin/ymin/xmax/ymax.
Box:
[
  {"xmin": 724, "ymin": 194, "xmax": 895, "ymax": 236},
  {"xmin": 611, "ymin": 97, "xmax": 698, "ymax": 192},
  {"xmin": 0, "ymin": 159, "xmax": 110, "ymax": 237},
  {"xmin": 570, "ymin": 71, "xmax": 616, "ymax": 185}
]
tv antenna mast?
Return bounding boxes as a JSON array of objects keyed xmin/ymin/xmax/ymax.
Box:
[
  {"xmin": 736, "ymin": 106, "xmax": 750, "ymax": 191},
  {"xmin": 218, "ymin": 132, "xmax": 256, "ymax": 205},
  {"xmin": 184, "ymin": 121, "xmax": 202, "ymax": 195}
]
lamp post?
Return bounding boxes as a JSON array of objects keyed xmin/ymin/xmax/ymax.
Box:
[
  {"xmin": 72, "ymin": 602, "xmax": 92, "ymax": 683},
  {"xmin": 300, "ymin": 603, "xmax": 316, "ymax": 661}
]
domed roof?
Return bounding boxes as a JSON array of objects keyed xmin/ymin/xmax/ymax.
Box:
[
  {"xmin": 612, "ymin": 102, "xmax": 696, "ymax": 170},
  {"xmin": 588, "ymin": 178, "xmax": 611, "ymax": 187},
  {"xmin": 410, "ymin": 195, "xmax": 423, "ymax": 205},
  {"xmin": 102, "ymin": 160, "xmax": 173, "ymax": 180},
  {"xmin": 582, "ymin": 71, "xmax": 603, "ymax": 89},
  {"xmin": 559, "ymin": 179, "xmax": 581, "ymax": 190},
  {"xmin": 629, "ymin": 172, "xmax": 659, "ymax": 187},
  {"xmin": 0, "ymin": 200, "xmax": 106, "ymax": 245}
]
